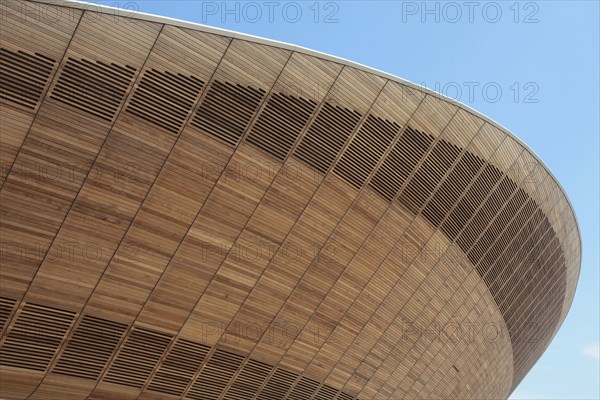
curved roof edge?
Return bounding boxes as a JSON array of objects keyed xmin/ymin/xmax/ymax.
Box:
[{"xmin": 28, "ymin": 0, "xmax": 582, "ymax": 324}]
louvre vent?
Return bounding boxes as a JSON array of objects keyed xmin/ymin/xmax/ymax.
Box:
[
  {"xmin": 457, "ymin": 175, "xmax": 517, "ymax": 250},
  {"xmin": 0, "ymin": 48, "xmax": 55, "ymax": 109},
  {"xmin": 51, "ymin": 57, "xmax": 136, "ymax": 121},
  {"xmin": 422, "ymin": 151, "xmax": 485, "ymax": 227},
  {"xmin": 0, "ymin": 303, "xmax": 74, "ymax": 371},
  {"xmin": 127, "ymin": 68, "xmax": 204, "ymax": 135},
  {"xmin": 480, "ymin": 198, "xmax": 536, "ymax": 271},
  {"xmin": 370, "ymin": 126, "xmax": 434, "ymax": 201},
  {"xmin": 256, "ymin": 367, "xmax": 298, "ymax": 400},
  {"xmin": 223, "ymin": 359, "xmax": 273, "ymax": 400},
  {"xmin": 337, "ymin": 392, "xmax": 355, "ymax": 400},
  {"xmin": 147, "ymin": 339, "xmax": 210, "ymax": 397},
  {"xmin": 334, "ymin": 114, "xmax": 400, "ymax": 189},
  {"xmin": 399, "ymin": 139, "xmax": 462, "ymax": 214},
  {"xmin": 441, "ymin": 163, "xmax": 503, "ymax": 239},
  {"xmin": 288, "ymin": 376, "xmax": 320, "ymax": 400},
  {"xmin": 464, "ymin": 177, "xmax": 519, "ymax": 263},
  {"xmin": 53, "ymin": 315, "xmax": 127, "ymax": 380},
  {"xmin": 191, "ymin": 80, "xmax": 265, "ymax": 146},
  {"xmin": 0, "ymin": 297, "xmax": 17, "ymax": 333},
  {"xmin": 187, "ymin": 348, "xmax": 245, "ymax": 400},
  {"xmin": 314, "ymin": 383, "xmax": 340, "ymax": 400},
  {"xmin": 246, "ymin": 92, "xmax": 317, "ymax": 160},
  {"xmin": 103, "ymin": 327, "xmax": 172, "ymax": 388},
  {"xmin": 294, "ymin": 102, "xmax": 362, "ymax": 174},
  {"xmin": 0, "ymin": 297, "xmax": 358, "ymax": 400}
]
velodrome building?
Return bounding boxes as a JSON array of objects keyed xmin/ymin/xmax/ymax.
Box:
[{"xmin": 0, "ymin": 1, "xmax": 581, "ymax": 399}]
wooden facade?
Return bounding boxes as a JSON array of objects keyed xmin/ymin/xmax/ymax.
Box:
[{"xmin": 0, "ymin": 1, "xmax": 581, "ymax": 399}]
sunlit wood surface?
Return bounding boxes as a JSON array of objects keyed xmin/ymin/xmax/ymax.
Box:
[{"xmin": 0, "ymin": 1, "xmax": 581, "ymax": 399}]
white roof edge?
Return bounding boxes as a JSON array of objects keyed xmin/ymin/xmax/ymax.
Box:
[{"xmin": 28, "ymin": 0, "xmax": 582, "ymax": 284}]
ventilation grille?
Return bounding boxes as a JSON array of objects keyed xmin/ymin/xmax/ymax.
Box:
[
  {"xmin": 223, "ymin": 359, "xmax": 273, "ymax": 400},
  {"xmin": 0, "ymin": 48, "xmax": 55, "ymax": 109},
  {"xmin": 334, "ymin": 114, "xmax": 400, "ymax": 189},
  {"xmin": 246, "ymin": 92, "xmax": 317, "ymax": 160},
  {"xmin": 314, "ymin": 383, "xmax": 340, "ymax": 400},
  {"xmin": 0, "ymin": 300, "xmax": 357, "ymax": 400},
  {"xmin": 51, "ymin": 57, "xmax": 136, "ymax": 121},
  {"xmin": 53, "ymin": 315, "xmax": 127, "ymax": 380},
  {"xmin": 294, "ymin": 102, "xmax": 362, "ymax": 174},
  {"xmin": 457, "ymin": 175, "xmax": 516, "ymax": 251},
  {"xmin": 422, "ymin": 151, "xmax": 485, "ymax": 227},
  {"xmin": 187, "ymin": 349, "xmax": 244, "ymax": 400},
  {"xmin": 288, "ymin": 376, "xmax": 320, "ymax": 400},
  {"xmin": 370, "ymin": 126, "xmax": 434, "ymax": 201},
  {"xmin": 127, "ymin": 68, "xmax": 204, "ymax": 135},
  {"xmin": 0, "ymin": 297, "xmax": 17, "ymax": 333},
  {"xmin": 256, "ymin": 367, "xmax": 298, "ymax": 400},
  {"xmin": 147, "ymin": 339, "xmax": 210, "ymax": 397},
  {"xmin": 0, "ymin": 303, "xmax": 74, "ymax": 371},
  {"xmin": 399, "ymin": 139, "xmax": 461, "ymax": 214},
  {"xmin": 103, "ymin": 327, "xmax": 172, "ymax": 388},
  {"xmin": 191, "ymin": 80, "xmax": 265, "ymax": 146},
  {"xmin": 338, "ymin": 392, "xmax": 355, "ymax": 400},
  {"xmin": 441, "ymin": 163, "xmax": 503, "ymax": 239}
]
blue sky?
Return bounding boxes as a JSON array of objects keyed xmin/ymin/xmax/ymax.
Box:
[{"xmin": 88, "ymin": 1, "xmax": 599, "ymax": 398}]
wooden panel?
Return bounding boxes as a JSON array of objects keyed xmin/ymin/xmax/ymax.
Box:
[
  {"xmin": 0, "ymin": 2, "xmax": 582, "ymax": 400},
  {"xmin": 0, "ymin": 9, "xmax": 160, "ymax": 305},
  {"xmin": 27, "ymin": 25, "xmax": 231, "ymax": 400},
  {"xmin": 0, "ymin": 1, "xmax": 81, "ymax": 185}
]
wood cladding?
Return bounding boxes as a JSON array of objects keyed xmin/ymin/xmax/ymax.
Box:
[
  {"xmin": 103, "ymin": 327, "xmax": 173, "ymax": 388},
  {"xmin": 53, "ymin": 315, "xmax": 127, "ymax": 380},
  {"xmin": 0, "ymin": 295, "xmax": 359, "ymax": 398},
  {"xmin": 126, "ymin": 68, "xmax": 204, "ymax": 135},
  {"xmin": 0, "ymin": 303, "xmax": 74, "ymax": 371},
  {"xmin": 370, "ymin": 126, "xmax": 434, "ymax": 202},
  {"xmin": 0, "ymin": 48, "xmax": 55, "ymax": 110},
  {"xmin": 191, "ymin": 80, "xmax": 265, "ymax": 146},
  {"xmin": 246, "ymin": 92, "xmax": 317, "ymax": 161},
  {"xmin": 50, "ymin": 57, "xmax": 136, "ymax": 121},
  {"xmin": 0, "ymin": 297, "xmax": 17, "ymax": 334},
  {"xmin": 147, "ymin": 339, "xmax": 210, "ymax": 396},
  {"xmin": 0, "ymin": 1, "xmax": 581, "ymax": 399},
  {"xmin": 294, "ymin": 102, "xmax": 362, "ymax": 174},
  {"xmin": 334, "ymin": 115, "xmax": 401, "ymax": 189}
]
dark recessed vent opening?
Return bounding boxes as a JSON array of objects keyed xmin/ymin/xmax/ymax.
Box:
[
  {"xmin": 147, "ymin": 339, "xmax": 210, "ymax": 397},
  {"xmin": 0, "ymin": 48, "xmax": 55, "ymax": 109},
  {"xmin": 0, "ymin": 303, "xmax": 74, "ymax": 371},
  {"xmin": 103, "ymin": 327, "xmax": 172, "ymax": 388},
  {"xmin": 334, "ymin": 114, "xmax": 401, "ymax": 189},
  {"xmin": 458, "ymin": 175, "xmax": 517, "ymax": 251},
  {"xmin": 53, "ymin": 315, "xmax": 127, "ymax": 380},
  {"xmin": 223, "ymin": 359, "xmax": 273, "ymax": 400},
  {"xmin": 314, "ymin": 383, "xmax": 340, "ymax": 400},
  {"xmin": 50, "ymin": 57, "xmax": 136, "ymax": 121},
  {"xmin": 370, "ymin": 126, "xmax": 434, "ymax": 202},
  {"xmin": 187, "ymin": 349, "xmax": 245, "ymax": 400},
  {"xmin": 126, "ymin": 68, "xmax": 204, "ymax": 135},
  {"xmin": 465, "ymin": 179, "xmax": 520, "ymax": 265},
  {"xmin": 246, "ymin": 92, "xmax": 317, "ymax": 161},
  {"xmin": 256, "ymin": 367, "xmax": 298, "ymax": 400},
  {"xmin": 399, "ymin": 139, "xmax": 461, "ymax": 214},
  {"xmin": 441, "ymin": 163, "xmax": 503, "ymax": 240},
  {"xmin": 294, "ymin": 102, "xmax": 362, "ymax": 174},
  {"xmin": 191, "ymin": 80, "xmax": 265, "ymax": 146},
  {"xmin": 0, "ymin": 297, "xmax": 17, "ymax": 333},
  {"xmin": 338, "ymin": 392, "xmax": 355, "ymax": 400},
  {"xmin": 422, "ymin": 151, "xmax": 485, "ymax": 228},
  {"xmin": 288, "ymin": 376, "xmax": 320, "ymax": 400}
]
